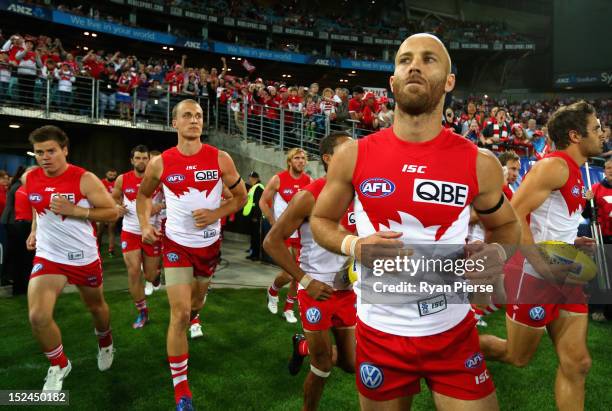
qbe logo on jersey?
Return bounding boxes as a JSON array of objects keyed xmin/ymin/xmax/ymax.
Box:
[
  {"xmin": 359, "ymin": 363, "xmax": 384, "ymax": 389},
  {"xmin": 51, "ymin": 193, "xmax": 76, "ymax": 203},
  {"xmin": 413, "ymin": 179, "xmax": 468, "ymax": 207},
  {"xmin": 194, "ymin": 170, "xmax": 219, "ymax": 182}
]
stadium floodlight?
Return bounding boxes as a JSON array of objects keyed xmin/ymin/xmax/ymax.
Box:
[
  {"xmin": 351, "ymin": 70, "xmax": 356, "ymax": 74},
  {"xmin": 91, "ymin": 33, "xmax": 98, "ymax": 37},
  {"xmin": 83, "ymin": 46, "xmax": 89, "ymax": 50},
  {"xmin": 9, "ymin": 123, "xmax": 20, "ymax": 129},
  {"xmin": 27, "ymin": 151, "xmax": 35, "ymax": 157},
  {"xmin": 231, "ymin": 57, "xmax": 236, "ymax": 60},
  {"xmin": 163, "ymin": 46, "xmax": 167, "ymax": 50},
  {"xmin": 84, "ymin": 31, "xmax": 89, "ymax": 36},
  {"xmin": 169, "ymin": 47, "xmax": 174, "ymax": 51}
]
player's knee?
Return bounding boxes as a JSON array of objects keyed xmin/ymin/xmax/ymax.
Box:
[
  {"xmin": 560, "ymin": 353, "xmax": 592, "ymax": 378},
  {"xmin": 310, "ymin": 351, "xmax": 333, "ymax": 373},
  {"xmin": 336, "ymin": 356, "xmax": 355, "ymax": 374},
  {"xmin": 170, "ymin": 306, "xmax": 191, "ymax": 328},
  {"xmin": 507, "ymin": 354, "xmax": 531, "ymax": 368},
  {"xmin": 29, "ymin": 308, "xmax": 53, "ymax": 329},
  {"xmin": 86, "ymin": 300, "xmax": 108, "ymax": 317}
]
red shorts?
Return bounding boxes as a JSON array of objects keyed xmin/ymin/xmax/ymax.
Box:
[
  {"xmin": 297, "ymin": 289, "xmax": 356, "ymax": 331},
  {"xmin": 121, "ymin": 230, "xmax": 161, "ymax": 257},
  {"xmin": 162, "ymin": 236, "xmax": 221, "ymax": 278},
  {"xmin": 30, "ymin": 257, "xmax": 103, "ymax": 288},
  {"xmin": 507, "ymin": 274, "xmax": 587, "ymax": 327},
  {"xmin": 356, "ymin": 313, "xmax": 495, "ymax": 401}
]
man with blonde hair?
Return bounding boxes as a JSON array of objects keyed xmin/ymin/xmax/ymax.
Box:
[{"xmin": 260, "ymin": 147, "xmax": 312, "ymax": 323}]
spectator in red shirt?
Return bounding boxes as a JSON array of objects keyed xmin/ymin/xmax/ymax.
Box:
[{"xmin": 348, "ymin": 86, "xmax": 364, "ymax": 122}]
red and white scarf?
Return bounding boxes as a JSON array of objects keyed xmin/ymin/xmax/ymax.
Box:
[{"xmin": 492, "ymin": 121, "xmax": 508, "ymax": 140}]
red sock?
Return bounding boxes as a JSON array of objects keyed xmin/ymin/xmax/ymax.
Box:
[
  {"xmin": 95, "ymin": 328, "xmax": 113, "ymax": 348},
  {"xmin": 190, "ymin": 313, "xmax": 200, "ymax": 326},
  {"xmin": 471, "ymin": 304, "xmax": 485, "ymax": 320},
  {"xmin": 44, "ymin": 344, "xmax": 69, "ymax": 368},
  {"xmin": 284, "ymin": 296, "xmax": 295, "ymax": 312},
  {"xmin": 298, "ymin": 339, "xmax": 309, "ymax": 356},
  {"xmin": 135, "ymin": 299, "xmax": 148, "ymax": 313},
  {"xmin": 169, "ymin": 353, "xmax": 191, "ymax": 404},
  {"xmin": 268, "ymin": 284, "xmax": 279, "ymax": 297}
]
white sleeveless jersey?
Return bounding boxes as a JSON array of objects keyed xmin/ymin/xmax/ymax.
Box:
[
  {"xmin": 352, "ymin": 127, "xmax": 478, "ymax": 337},
  {"xmin": 272, "ymin": 170, "xmax": 312, "ymax": 239},
  {"xmin": 161, "ymin": 145, "xmax": 223, "ymax": 247},
  {"xmin": 524, "ymin": 152, "xmax": 585, "ymax": 278},
  {"xmin": 26, "ymin": 165, "xmax": 99, "ymax": 265},
  {"xmin": 120, "ymin": 170, "xmax": 161, "ymax": 235},
  {"xmin": 298, "ymin": 178, "xmax": 355, "ymax": 287}
]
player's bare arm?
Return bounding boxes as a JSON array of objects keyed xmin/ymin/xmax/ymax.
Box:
[
  {"xmin": 259, "ymin": 174, "xmax": 280, "ymax": 224},
  {"xmin": 49, "ymin": 171, "xmax": 118, "ymax": 223},
  {"xmin": 511, "ymin": 157, "xmax": 578, "ymax": 282},
  {"xmin": 264, "ymin": 190, "xmax": 334, "ymax": 300},
  {"xmin": 311, "ymin": 140, "xmax": 402, "ymax": 262},
  {"xmin": 26, "ymin": 211, "xmax": 37, "ymax": 251},
  {"xmin": 473, "ymin": 149, "xmax": 521, "ymax": 247},
  {"xmin": 111, "ymin": 174, "xmax": 128, "ymax": 217},
  {"xmin": 137, "ymin": 154, "xmax": 163, "ymax": 243},
  {"xmin": 192, "ymin": 150, "xmax": 247, "ymax": 228}
]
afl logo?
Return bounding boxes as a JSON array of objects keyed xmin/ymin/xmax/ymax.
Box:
[
  {"xmin": 166, "ymin": 252, "xmax": 180, "ymax": 262},
  {"xmin": 29, "ymin": 193, "xmax": 43, "ymax": 203},
  {"xmin": 529, "ymin": 306, "xmax": 546, "ymax": 321},
  {"xmin": 125, "ymin": 188, "xmax": 136, "ymax": 194},
  {"xmin": 166, "ymin": 174, "xmax": 185, "ymax": 184},
  {"xmin": 32, "ymin": 263, "xmax": 44, "ymax": 274},
  {"xmin": 305, "ymin": 307, "xmax": 321, "ymax": 324},
  {"xmin": 464, "ymin": 352, "xmax": 484, "ymax": 369},
  {"xmin": 359, "ymin": 363, "xmax": 384, "ymax": 389},
  {"xmin": 359, "ymin": 178, "xmax": 395, "ymax": 198}
]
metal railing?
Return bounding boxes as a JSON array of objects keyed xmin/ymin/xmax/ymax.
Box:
[{"xmin": 0, "ymin": 80, "xmax": 376, "ymax": 151}]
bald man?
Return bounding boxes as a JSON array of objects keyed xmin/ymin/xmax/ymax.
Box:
[{"xmin": 309, "ymin": 33, "xmax": 520, "ymax": 410}]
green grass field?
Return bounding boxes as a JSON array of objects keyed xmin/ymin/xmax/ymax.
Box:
[{"xmin": 1, "ymin": 255, "xmax": 611, "ymax": 410}]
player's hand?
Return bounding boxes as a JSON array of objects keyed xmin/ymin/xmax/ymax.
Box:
[
  {"xmin": 306, "ymin": 278, "xmax": 334, "ymax": 301},
  {"xmin": 49, "ymin": 196, "xmax": 76, "ymax": 216},
  {"xmin": 26, "ymin": 231, "xmax": 37, "ymax": 251},
  {"xmin": 574, "ymin": 236, "xmax": 596, "ymax": 254},
  {"xmin": 116, "ymin": 204, "xmax": 128, "ymax": 217},
  {"xmin": 463, "ymin": 243, "xmax": 506, "ymax": 284},
  {"xmin": 354, "ymin": 231, "xmax": 404, "ymax": 267},
  {"xmin": 585, "ymin": 190, "xmax": 594, "ymax": 201},
  {"xmin": 151, "ymin": 203, "xmax": 163, "ymax": 216},
  {"xmin": 141, "ymin": 224, "xmax": 161, "ymax": 244},
  {"xmin": 532, "ymin": 258, "xmax": 582, "ymax": 285},
  {"xmin": 192, "ymin": 208, "xmax": 218, "ymax": 228}
]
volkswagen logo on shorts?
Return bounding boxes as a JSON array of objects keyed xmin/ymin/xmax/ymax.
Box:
[
  {"xmin": 529, "ymin": 306, "xmax": 546, "ymax": 321},
  {"xmin": 121, "ymin": 241, "xmax": 127, "ymax": 250},
  {"xmin": 360, "ymin": 363, "xmax": 384, "ymax": 389},
  {"xmin": 305, "ymin": 307, "xmax": 321, "ymax": 324},
  {"xmin": 32, "ymin": 263, "xmax": 44, "ymax": 274},
  {"xmin": 166, "ymin": 252, "xmax": 180, "ymax": 262}
]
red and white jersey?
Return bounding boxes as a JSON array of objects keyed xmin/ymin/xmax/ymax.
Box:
[
  {"xmin": 161, "ymin": 144, "xmax": 222, "ymax": 247},
  {"xmin": 25, "ymin": 165, "xmax": 98, "ymax": 266},
  {"xmin": 120, "ymin": 170, "xmax": 160, "ymax": 235},
  {"xmin": 273, "ymin": 170, "xmax": 312, "ymax": 239},
  {"xmin": 101, "ymin": 178, "xmax": 115, "ymax": 194},
  {"xmin": 352, "ymin": 127, "xmax": 479, "ymax": 337},
  {"xmin": 299, "ymin": 178, "xmax": 355, "ymax": 285},
  {"xmin": 524, "ymin": 151, "xmax": 585, "ymax": 278}
]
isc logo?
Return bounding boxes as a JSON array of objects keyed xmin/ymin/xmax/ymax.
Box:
[
  {"xmin": 413, "ymin": 179, "xmax": 468, "ymax": 207},
  {"xmin": 359, "ymin": 178, "xmax": 395, "ymax": 198},
  {"xmin": 194, "ymin": 170, "xmax": 219, "ymax": 182},
  {"xmin": 401, "ymin": 164, "xmax": 426, "ymax": 174},
  {"xmin": 166, "ymin": 174, "xmax": 185, "ymax": 183}
]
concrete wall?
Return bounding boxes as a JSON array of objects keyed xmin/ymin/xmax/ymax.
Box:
[{"xmin": 208, "ymin": 132, "xmax": 325, "ymax": 183}]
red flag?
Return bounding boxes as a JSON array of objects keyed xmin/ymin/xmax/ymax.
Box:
[{"xmin": 242, "ymin": 58, "xmax": 256, "ymax": 73}]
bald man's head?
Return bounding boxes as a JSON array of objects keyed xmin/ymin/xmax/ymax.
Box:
[
  {"xmin": 396, "ymin": 33, "xmax": 452, "ymax": 75},
  {"xmin": 391, "ymin": 33, "xmax": 455, "ymax": 116}
]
